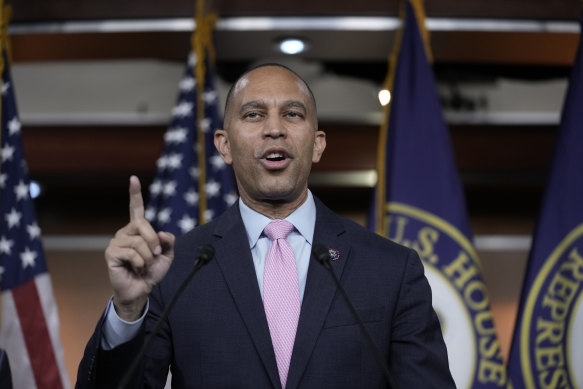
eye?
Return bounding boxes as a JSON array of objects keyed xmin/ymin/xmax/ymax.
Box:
[
  {"xmin": 285, "ymin": 111, "xmax": 304, "ymax": 119},
  {"xmin": 243, "ymin": 111, "xmax": 263, "ymax": 120}
]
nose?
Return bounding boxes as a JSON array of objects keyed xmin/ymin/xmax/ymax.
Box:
[{"xmin": 263, "ymin": 115, "xmax": 287, "ymax": 138}]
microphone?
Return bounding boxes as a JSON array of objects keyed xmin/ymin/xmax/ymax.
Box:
[
  {"xmin": 312, "ymin": 244, "xmax": 399, "ymax": 389},
  {"xmin": 118, "ymin": 244, "xmax": 215, "ymax": 389}
]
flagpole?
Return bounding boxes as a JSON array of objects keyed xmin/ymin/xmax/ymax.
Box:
[
  {"xmin": 375, "ymin": 2, "xmax": 405, "ymax": 236},
  {"xmin": 376, "ymin": 1, "xmax": 404, "ymax": 235},
  {"xmin": 408, "ymin": 0, "xmax": 432, "ymax": 63},
  {"xmin": 146, "ymin": 1, "xmax": 233, "ymax": 235},
  {"xmin": 192, "ymin": 0, "xmax": 218, "ymax": 225}
]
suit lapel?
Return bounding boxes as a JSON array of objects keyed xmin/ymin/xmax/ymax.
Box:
[
  {"xmin": 286, "ymin": 199, "xmax": 351, "ymax": 389},
  {"xmin": 212, "ymin": 204, "xmax": 281, "ymax": 389}
]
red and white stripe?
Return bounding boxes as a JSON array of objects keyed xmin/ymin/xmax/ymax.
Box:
[{"xmin": 0, "ymin": 273, "xmax": 70, "ymax": 388}]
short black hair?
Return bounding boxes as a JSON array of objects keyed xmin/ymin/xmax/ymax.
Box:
[{"xmin": 223, "ymin": 63, "xmax": 317, "ymax": 122}]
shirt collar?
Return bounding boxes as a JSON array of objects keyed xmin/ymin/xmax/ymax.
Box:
[{"xmin": 239, "ymin": 190, "xmax": 316, "ymax": 248}]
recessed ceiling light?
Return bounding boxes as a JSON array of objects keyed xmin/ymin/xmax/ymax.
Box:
[{"xmin": 277, "ymin": 38, "xmax": 308, "ymax": 55}]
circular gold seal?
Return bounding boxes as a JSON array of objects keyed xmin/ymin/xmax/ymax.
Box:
[
  {"xmin": 386, "ymin": 202, "xmax": 506, "ymax": 388},
  {"xmin": 519, "ymin": 223, "xmax": 583, "ymax": 389}
]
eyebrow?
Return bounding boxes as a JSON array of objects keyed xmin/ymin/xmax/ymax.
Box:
[
  {"xmin": 283, "ymin": 100, "xmax": 307, "ymax": 114},
  {"xmin": 239, "ymin": 101, "xmax": 266, "ymax": 115},
  {"xmin": 239, "ymin": 100, "xmax": 308, "ymax": 115}
]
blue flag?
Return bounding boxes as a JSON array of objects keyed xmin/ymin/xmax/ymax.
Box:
[
  {"xmin": 0, "ymin": 52, "xmax": 70, "ymax": 387},
  {"xmin": 506, "ymin": 13, "xmax": 583, "ymax": 389},
  {"xmin": 378, "ymin": 1, "xmax": 506, "ymax": 387},
  {"xmin": 146, "ymin": 53, "xmax": 236, "ymax": 236}
]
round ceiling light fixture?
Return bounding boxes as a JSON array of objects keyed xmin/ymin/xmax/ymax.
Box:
[{"xmin": 277, "ymin": 38, "xmax": 308, "ymax": 55}]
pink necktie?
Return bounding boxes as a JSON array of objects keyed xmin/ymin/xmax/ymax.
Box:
[{"xmin": 263, "ymin": 220, "xmax": 301, "ymax": 389}]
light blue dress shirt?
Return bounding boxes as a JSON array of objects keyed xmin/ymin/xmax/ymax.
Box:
[{"xmin": 102, "ymin": 190, "xmax": 316, "ymax": 349}]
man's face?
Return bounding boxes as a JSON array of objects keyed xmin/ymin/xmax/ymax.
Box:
[{"xmin": 215, "ymin": 66, "xmax": 326, "ymax": 207}]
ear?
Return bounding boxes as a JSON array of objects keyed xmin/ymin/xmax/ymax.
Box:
[
  {"xmin": 214, "ymin": 129, "xmax": 233, "ymax": 165},
  {"xmin": 312, "ymin": 130, "xmax": 326, "ymax": 163}
]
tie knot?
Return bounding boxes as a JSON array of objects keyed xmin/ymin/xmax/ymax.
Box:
[{"xmin": 264, "ymin": 220, "xmax": 294, "ymax": 241}]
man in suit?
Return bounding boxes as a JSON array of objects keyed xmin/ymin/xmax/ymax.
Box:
[{"xmin": 76, "ymin": 64, "xmax": 455, "ymax": 388}]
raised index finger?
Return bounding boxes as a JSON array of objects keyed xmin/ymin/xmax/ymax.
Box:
[{"xmin": 129, "ymin": 175, "xmax": 145, "ymax": 221}]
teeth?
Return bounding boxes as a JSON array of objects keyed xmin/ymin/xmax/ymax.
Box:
[{"xmin": 266, "ymin": 152, "xmax": 284, "ymax": 159}]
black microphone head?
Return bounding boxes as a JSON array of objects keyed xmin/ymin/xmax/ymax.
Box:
[
  {"xmin": 312, "ymin": 243, "xmax": 331, "ymax": 265},
  {"xmin": 196, "ymin": 244, "xmax": 215, "ymax": 264}
]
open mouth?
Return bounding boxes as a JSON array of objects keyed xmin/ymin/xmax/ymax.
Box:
[
  {"xmin": 265, "ymin": 152, "xmax": 286, "ymax": 162},
  {"xmin": 262, "ymin": 150, "xmax": 290, "ymax": 169}
]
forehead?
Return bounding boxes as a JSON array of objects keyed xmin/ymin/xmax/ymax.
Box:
[{"xmin": 232, "ymin": 67, "xmax": 312, "ymax": 106}]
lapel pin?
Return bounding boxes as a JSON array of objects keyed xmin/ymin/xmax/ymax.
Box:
[{"xmin": 328, "ymin": 248, "xmax": 340, "ymax": 261}]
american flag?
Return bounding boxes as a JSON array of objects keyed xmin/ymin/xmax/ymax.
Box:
[
  {"xmin": 0, "ymin": 53, "xmax": 70, "ymax": 387},
  {"xmin": 146, "ymin": 53, "xmax": 236, "ymax": 236}
]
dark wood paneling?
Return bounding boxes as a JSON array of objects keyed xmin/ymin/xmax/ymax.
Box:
[
  {"xmin": 314, "ymin": 124, "xmax": 378, "ymax": 171},
  {"xmin": 450, "ymin": 125, "xmax": 556, "ymax": 172},
  {"xmin": 22, "ymin": 126, "xmax": 165, "ymax": 174},
  {"xmin": 425, "ymin": 0, "xmax": 579, "ymax": 19},
  {"xmin": 432, "ymin": 31, "xmax": 579, "ymax": 65},
  {"xmin": 8, "ymin": 0, "xmax": 580, "ymax": 21},
  {"xmin": 11, "ymin": 32, "xmax": 191, "ymax": 62},
  {"xmin": 21, "ymin": 123, "xmax": 555, "ymax": 179},
  {"xmin": 9, "ymin": 0, "xmax": 195, "ymax": 21}
]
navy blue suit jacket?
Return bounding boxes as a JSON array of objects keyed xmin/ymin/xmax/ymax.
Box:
[{"xmin": 76, "ymin": 198, "xmax": 455, "ymax": 388}]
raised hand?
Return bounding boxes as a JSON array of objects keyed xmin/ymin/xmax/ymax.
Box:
[{"xmin": 104, "ymin": 175, "xmax": 175, "ymax": 321}]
